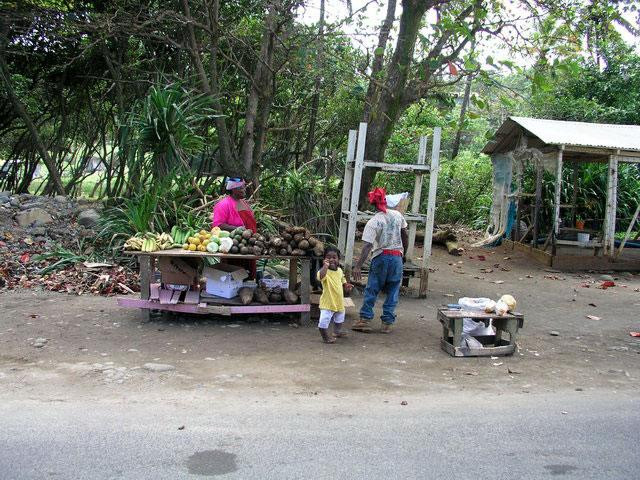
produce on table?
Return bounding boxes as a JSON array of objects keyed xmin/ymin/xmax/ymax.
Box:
[
  {"xmin": 253, "ymin": 281, "xmax": 299, "ymax": 304},
  {"xmin": 218, "ymin": 237, "xmax": 234, "ymax": 253},
  {"xmin": 125, "ymin": 232, "xmax": 174, "ymax": 252},
  {"xmin": 237, "ymin": 287, "xmax": 254, "ymax": 305}
]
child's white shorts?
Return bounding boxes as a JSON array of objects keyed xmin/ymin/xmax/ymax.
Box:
[{"xmin": 318, "ymin": 309, "xmax": 345, "ymax": 329}]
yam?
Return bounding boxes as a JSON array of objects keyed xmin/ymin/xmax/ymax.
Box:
[
  {"xmin": 298, "ymin": 239, "xmax": 309, "ymax": 250},
  {"xmin": 255, "ymin": 241, "xmax": 265, "ymax": 249},
  {"xmin": 282, "ymin": 289, "xmax": 298, "ymax": 304},
  {"xmin": 291, "ymin": 248, "xmax": 306, "ymax": 256},
  {"xmin": 238, "ymin": 287, "xmax": 253, "ymax": 305},
  {"xmin": 289, "ymin": 240, "xmax": 297, "ymax": 248},
  {"xmin": 286, "ymin": 244, "xmax": 293, "ymax": 254},
  {"xmin": 252, "ymin": 246, "xmax": 262, "ymax": 256},
  {"xmin": 248, "ymin": 237, "xmax": 256, "ymax": 245},
  {"xmin": 293, "ymin": 233, "xmax": 304, "ymax": 243},
  {"xmin": 308, "ymin": 237, "xmax": 318, "ymax": 247},
  {"xmin": 268, "ymin": 247, "xmax": 277, "ymax": 256},
  {"xmin": 269, "ymin": 293, "xmax": 283, "ymax": 303},
  {"xmin": 254, "ymin": 289, "xmax": 269, "ymax": 304},
  {"xmin": 279, "ymin": 248, "xmax": 288, "ymax": 256},
  {"xmin": 271, "ymin": 237, "xmax": 282, "ymax": 247},
  {"xmin": 292, "ymin": 226, "xmax": 306, "ymax": 234},
  {"xmin": 282, "ymin": 232, "xmax": 292, "ymax": 241}
]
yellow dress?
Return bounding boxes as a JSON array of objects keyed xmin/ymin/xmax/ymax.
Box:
[{"xmin": 317, "ymin": 267, "xmax": 346, "ymax": 312}]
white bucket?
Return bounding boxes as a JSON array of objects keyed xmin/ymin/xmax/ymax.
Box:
[{"xmin": 577, "ymin": 232, "xmax": 590, "ymax": 245}]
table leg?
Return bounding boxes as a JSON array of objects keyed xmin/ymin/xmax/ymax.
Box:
[
  {"xmin": 452, "ymin": 318, "xmax": 463, "ymax": 348},
  {"xmin": 139, "ymin": 255, "xmax": 152, "ymax": 322},
  {"xmin": 289, "ymin": 258, "xmax": 298, "ymax": 290},
  {"xmin": 300, "ymin": 258, "xmax": 311, "ymax": 326}
]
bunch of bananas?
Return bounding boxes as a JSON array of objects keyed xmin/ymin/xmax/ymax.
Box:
[
  {"xmin": 155, "ymin": 232, "xmax": 174, "ymax": 250},
  {"xmin": 124, "ymin": 232, "xmax": 174, "ymax": 252},
  {"xmin": 171, "ymin": 226, "xmax": 196, "ymax": 246},
  {"xmin": 124, "ymin": 235, "xmax": 145, "ymax": 251}
]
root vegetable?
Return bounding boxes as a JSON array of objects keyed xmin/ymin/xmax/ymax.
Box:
[
  {"xmin": 293, "ymin": 233, "xmax": 304, "ymax": 243},
  {"xmin": 279, "ymin": 248, "xmax": 288, "ymax": 255},
  {"xmin": 254, "ymin": 289, "xmax": 269, "ymax": 304},
  {"xmin": 269, "ymin": 293, "xmax": 283, "ymax": 302},
  {"xmin": 291, "ymin": 249, "xmax": 306, "ymax": 256},
  {"xmin": 283, "ymin": 290, "xmax": 298, "ymax": 304},
  {"xmin": 242, "ymin": 230, "xmax": 252, "ymax": 239},
  {"xmin": 240, "ymin": 246, "xmax": 250, "ymax": 255},
  {"xmin": 238, "ymin": 287, "xmax": 253, "ymax": 305},
  {"xmin": 298, "ymin": 239, "xmax": 309, "ymax": 250},
  {"xmin": 308, "ymin": 237, "xmax": 318, "ymax": 248}
]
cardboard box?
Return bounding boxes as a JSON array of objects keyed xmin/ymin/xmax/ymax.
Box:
[
  {"xmin": 204, "ymin": 264, "xmax": 249, "ymax": 299},
  {"xmin": 159, "ymin": 257, "xmax": 199, "ymax": 285}
]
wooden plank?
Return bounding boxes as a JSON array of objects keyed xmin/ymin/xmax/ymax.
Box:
[
  {"xmin": 299, "ymin": 258, "xmax": 312, "ymax": 325},
  {"xmin": 552, "ymin": 147, "xmax": 564, "ymax": 255},
  {"xmin": 126, "ymin": 250, "xmax": 303, "ymax": 260},
  {"xmin": 406, "ymin": 135, "xmax": 427, "ymax": 261},
  {"xmin": 503, "ymin": 239, "xmax": 553, "ymax": 266},
  {"xmin": 117, "ymin": 297, "xmax": 231, "ymax": 315},
  {"xmin": 439, "ymin": 309, "xmax": 523, "ymax": 320},
  {"xmin": 344, "ymin": 122, "xmax": 367, "ymax": 277},
  {"xmin": 338, "ymin": 129, "xmax": 357, "ymax": 253},
  {"xmin": 556, "ymin": 239, "xmax": 603, "ymax": 247},
  {"xmin": 419, "ymin": 127, "xmax": 441, "ymax": 298},
  {"xmin": 615, "ymin": 202, "xmax": 640, "ymax": 259},
  {"xmin": 362, "ymin": 161, "xmax": 431, "ymax": 172},
  {"xmin": 562, "ymin": 145, "xmax": 640, "ymax": 159},
  {"xmin": 229, "ymin": 304, "xmax": 310, "ymax": 314},
  {"xmin": 341, "ymin": 210, "xmax": 427, "ymax": 222}
]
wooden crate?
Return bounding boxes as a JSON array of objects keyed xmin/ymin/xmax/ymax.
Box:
[{"xmin": 438, "ymin": 308, "xmax": 524, "ymax": 357}]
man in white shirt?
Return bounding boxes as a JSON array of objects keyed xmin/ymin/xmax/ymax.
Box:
[{"xmin": 352, "ymin": 188, "xmax": 408, "ymax": 333}]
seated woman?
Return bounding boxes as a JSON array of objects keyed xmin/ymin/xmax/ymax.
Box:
[{"xmin": 212, "ymin": 177, "xmax": 257, "ymax": 278}]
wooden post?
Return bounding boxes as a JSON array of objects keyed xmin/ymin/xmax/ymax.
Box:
[
  {"xmin": 615, "ymin": 202, "xmax": 640, "ymax": 259},
  {"xmin": 299, "ymin": 258, "xmax": 311, "ymax": 326},
  {"xmin": 288, "ymin": 257, "xmax": 298, "ymax": 291},
  {"xmin": 552, "ymin": 146, "xmax": 564, "ymax": 256},
  {"xmin": 602, "ymin": 155, "xmax": 618, "ymax": 256},
  {"xmin": 344, "ymin": 122, "xmax": 367, "ymax": 278},
  {"xmin": 406, "ymin": 135, "xmax": 427, "ymax": 261},
  {"xmin": 532, "ymin": 161, "xmax": 543, "ymax": 250},
  {"xmin": 607, "ymin": 153, "xmax": 619, "ymax": 256},
  {"xmin": 139, "ymin": 255, "xmax": 153, "ymax": 322},
  {"xmin": 419, "ymin": 127, "xmax": 441, "ymax": 298},
  {"xmin": 338, "ymin": 129, "xmax": 357, "ymax": 253}
]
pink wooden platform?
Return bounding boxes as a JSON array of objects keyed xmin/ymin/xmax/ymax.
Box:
[{"xmin": 117, "ymin": 297, "xmax": 310, "ymax": 316}]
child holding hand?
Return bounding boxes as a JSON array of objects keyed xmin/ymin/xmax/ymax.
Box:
[{"xmin": 317, "ymin": 247, "xmax": 353, "ymax": 344}]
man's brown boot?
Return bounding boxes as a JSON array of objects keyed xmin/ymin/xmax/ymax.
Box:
[
  {"xmin": 380, "ymin": 322, "xmax": 393, "ymax": 334},
  {"xmin": 351, "ymin": 319, "xmax": 372, "ymax": 333}
]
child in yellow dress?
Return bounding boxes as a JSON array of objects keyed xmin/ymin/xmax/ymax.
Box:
[{"xmin": 317, "ymin": 247, "xmax": 353, "ymax": 344}]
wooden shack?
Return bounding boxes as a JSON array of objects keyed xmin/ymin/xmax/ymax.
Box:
[{"xmin": 480, "ymin": 116, "xmax": 640, "ymax": 271}]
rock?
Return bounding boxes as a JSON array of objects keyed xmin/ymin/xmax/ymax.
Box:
[
  {"xmin": 30, "ymin": 226, "xmax": 46, "ymax": 236},
  {"xmin": 9, "ymin": 198, "xmax": 20, "ymax": 208},
  {"xmin": 54, "ymin": 195, "xmax": 68, "ymax": 203},
  {"xmin": 600, "ymin": 274, "xmax": 615, "ymax": 282},
  {"xmin": 0, "ymin": 194, "xmax": 9, "ymax": 204},
  {"xmin": 33, "ymin": 337, "xmax": 48, "ymax": 348},
  {"xmin": 143, "ymin": 363, "xmax": 175, "ymax": 372},
  {"xmin": 607, "ymin": 346, "xmax": 629, "ymax": 352},
  {"xmin": 77, "ymin": 209, "xmax": 100, "ymax": 228},
  {"xmin": 15, "ymin": 208, "xmax": 53, "ymax": 227},
  {"xmin": 549, "ymin": 330, "xmax": 560, "ymax": 336}
]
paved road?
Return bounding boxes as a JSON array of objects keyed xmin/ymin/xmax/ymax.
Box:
[{"xmin": 1, "ymin": 391, "xmax": 638, "ymax": 479}]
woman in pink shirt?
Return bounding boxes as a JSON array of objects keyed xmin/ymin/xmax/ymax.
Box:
[{"xmin": 212, "ymin": 177, "xmax": 257, "ymax": 277}]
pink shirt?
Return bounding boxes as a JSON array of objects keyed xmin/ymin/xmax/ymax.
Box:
[{"xmin": 212, "ymin": 195, "xmax": 244, "ymax": 228}]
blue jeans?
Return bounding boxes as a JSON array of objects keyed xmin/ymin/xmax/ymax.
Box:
[{"xmin": 359, "ymin": 254, "xmax": 403, "ymax": 324}]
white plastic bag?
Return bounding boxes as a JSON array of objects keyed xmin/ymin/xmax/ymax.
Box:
[
  {"xmin": 459, "ymin": 333, "xmax": 484, "ymax": 349},
  {"xmin": 463, "ymin": 318, "xmax": 495, "ymax": 336},
  {"xmin": 495, "ymin": 300, "xmax": 509, "ymax": 316},
  {"xmin": 386, "ymin": 192, "xmax": 409, "ymax": 208},
  {"xmin": 459, "ymin": 297, "xmax": 495, "ymax": 313}
]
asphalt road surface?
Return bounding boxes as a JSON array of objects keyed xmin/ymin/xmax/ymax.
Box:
[{"xmin": 1, "ymin": 391, "xmax": 638, "ymax": 479}]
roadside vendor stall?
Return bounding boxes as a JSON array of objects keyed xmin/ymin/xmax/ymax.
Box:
[{"xmin": 117, "ymin": 225, "xmax": 324, "ymax": 325}]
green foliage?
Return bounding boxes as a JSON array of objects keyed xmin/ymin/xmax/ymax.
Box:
[{"xmin": 33, "ymin": 246, "xmax": 87, "ymax": 275}]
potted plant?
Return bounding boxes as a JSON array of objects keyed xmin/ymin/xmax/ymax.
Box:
[{"xmin": 576, "ymin": 215, "xmax": 585, "ymax": 230}]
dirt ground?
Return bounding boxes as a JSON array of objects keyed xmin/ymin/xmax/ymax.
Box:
[{"xmin": 1, "ymin": 244, "xmax": 639, "ymax": 402}]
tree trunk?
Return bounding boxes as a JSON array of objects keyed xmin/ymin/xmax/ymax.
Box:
[
  {"xmin": 451, "ymin": 75, "xmax": 472, "ymax": 159},
  {"xmin": 359, "ymin": 0, "xmax": 429, "ymax": 206},
  {"xmin": 303, "ymin": 0, "xmax": 325, "ymax": 164},
  {"xmin": 0, "ymin": 51, "xmax": 65, "ymax": 195}
]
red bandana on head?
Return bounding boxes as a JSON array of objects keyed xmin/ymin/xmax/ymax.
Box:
[{"xmin": 368, "ymin": 187, "xmax": 387, "ymax": 213}]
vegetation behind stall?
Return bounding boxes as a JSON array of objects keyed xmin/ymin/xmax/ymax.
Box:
[{"xmin": 1, "ymin": 0, "xmax": 640, "ymax": 265}]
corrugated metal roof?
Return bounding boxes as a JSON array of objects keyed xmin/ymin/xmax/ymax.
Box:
[{"xmin": 484, "ymin": 116, "xmax": 640, "ymax": 154}]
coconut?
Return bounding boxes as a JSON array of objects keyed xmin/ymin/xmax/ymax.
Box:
[{"xmin": 298, "ymin": 239, "xmax": 310, "ymax": 250}]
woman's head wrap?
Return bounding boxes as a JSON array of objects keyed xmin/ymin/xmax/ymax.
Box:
[
  {"xmin": 368, "ymin": 187, "xmax": 387, "ymax": 213},
  {"xmin": 226, "ymin": 177, "xmax": 245, "ymax": 191}
]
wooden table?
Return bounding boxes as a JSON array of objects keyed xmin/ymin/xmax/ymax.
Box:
[
  {"xmin": 438, "ymin": 308, "xmax": 524, "ymax": 357},
  {"xmin": 118, "ymin": 250, "xmax": 312, "ymax": 324}
]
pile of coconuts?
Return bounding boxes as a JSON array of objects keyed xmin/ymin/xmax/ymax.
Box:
[
  {"xmin": 236, "ymin": 284, "xmax": 299, "ymax": 305},
  {"xmin": 229, "ymin": 226, "xmax": 323, "ymax": 257}
]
